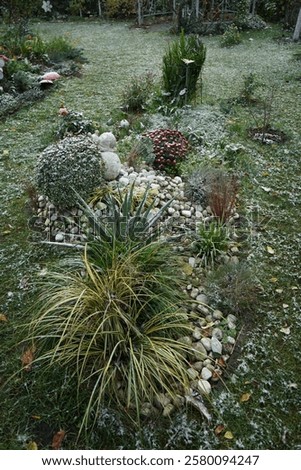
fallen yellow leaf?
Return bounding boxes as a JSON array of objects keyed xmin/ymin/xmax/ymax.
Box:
[
  {"xmin": 26, "ymin": 441, "xmax": 38, "ymax": 450},
  {"xmin": 283, "ymin": 304, "xmax": 289, "ymax": 309},
  {"xmin": 0, "ymin": 313, "xmax": 7, "ymax": 322},
  {"xmin": 182, "ymin": 263, "xmax": 193, "ymax": 275},
  {"xmin": 224, "ymin": 431, "xmax": 234, "ymax": 440},
  {"xmin": 266, "ymin": 246, "xmax": 275, "ymax": 255},
  {"xmin": 240, "ymin": 392, "xmax": 251, "ymax": 403},
  {"xmin": 270, "ymin": 277, "xmax": 278, "ymax": 283},
  {"xmin": 275, "ymin": 288, "xmax": 283, "ymax": 294}
]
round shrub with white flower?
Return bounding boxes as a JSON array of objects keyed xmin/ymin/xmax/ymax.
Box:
[{"xmin": 35, "ymin": 135, "xmax": 104, "ymax": 208}]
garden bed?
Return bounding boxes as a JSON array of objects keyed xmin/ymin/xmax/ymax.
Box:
[{"xmin": 0, "ymin": 21, "xmax": 300, "ymax": 450}]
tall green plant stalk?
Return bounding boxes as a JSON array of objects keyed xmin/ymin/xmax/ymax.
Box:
[{"xmin": 162, "ymin": 30, "xmax": 206, "ymax": 107}]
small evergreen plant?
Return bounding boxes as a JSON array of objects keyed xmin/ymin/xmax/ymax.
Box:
[{"xmin": 162, "ymin": 30, "xmax": 206, "ymax": 107}]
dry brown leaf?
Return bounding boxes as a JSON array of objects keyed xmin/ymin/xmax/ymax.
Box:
[
  {"xmin": 224, "ymin": 431, "xmax": 234, "ymax": 440},
  {"xmin": 240, "ymin": 392, "xmax": 251, "ymax": 403},
  {"xmin": 214, "ymin": 424, "xmax": 225, "ymax": 436},
  {"xmin": 217, "ymin": 357, "xmax": 227, "ymax": 368},
  {"xmin": 0, "ymin": 313, "xmax": 8, "ymax": 322},
  {"xmin": 52, "ymin": 430, "xmax": 66, "ymax": 450},
  {"xmin": 21, "ymin": 345, "xmax": 36, "ymax": 372}
]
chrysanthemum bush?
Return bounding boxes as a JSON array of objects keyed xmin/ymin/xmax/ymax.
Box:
[{"xmin": 145, "ymin": 128, "xmax": 189, "ymax": 175}]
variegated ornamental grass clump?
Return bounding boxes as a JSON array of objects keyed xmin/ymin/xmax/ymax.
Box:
[
  {"xmin": 145, "ymin": 128, "xmax": 189, "ymax": 175},
  {"xmin": 28, "ymin": 185, "xmax": 192, "ymax": 434}
]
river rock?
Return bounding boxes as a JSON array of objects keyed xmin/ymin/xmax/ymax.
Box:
[
  {"xmin": 201, "ymin": 367, "xmax": 213, "ymax": 381},
  {"xmin": 100, "ymin": 151, "xmax": 121, "ymax": 181},
  {"xmin": 193, "ymin": 342, "xmax": 208, "ymax": 361},
  {"xmin": 201, "ymin": 337, "xmax": 212, "ymax": 352},
  {"xmin": 211, "ymin": 337, "xmax": 222, "ymax": 357},
  {"xmin": 197, "ymin": 379, "xmax": 211, "ymax": 395}
]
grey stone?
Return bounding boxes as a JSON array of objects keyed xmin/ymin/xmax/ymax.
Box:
[
  {"xmin": 201, "ymin": 337, "xmax": 212, "ymax": 352},
  {"xmin": 119, "ymin": 119, "xmax": 130, "ymax": 128},
  {"xmin": 211, "ymin": 337, "xmax": 222, "ymax": 357},
  {"xmin": 212, "ymin": 327, "xmax": 223, "ymax": 341},
  {"xmin": 55, "ymin": 232, "xmax": 64, "ymax": 242},
  {"xmin": 192, "ymin": 327, "xmax": 202, "ymax": 340},
  {"xmin": 173, "ymin": 176, "xmax": 182, "ymax": 184},
  {"xmin": 193, "ymin": 342, "xmax": 208, "ymax": 360},
  {"xmin": 178, "ymin": 336, "xmax": 193, "ymax": 347},
  {"xmin": 167, "ymin": 207, "xmax": 175, "ymax": 215},
  {"xmin": 163, "ymin": 403, "xmax": 175, "ymax": 417},
  {"xmin": 197, "ymin": 304, "xmax": 210, "ymax": 315},
  {"xmin": 196, "ymin": 294, "xmax": 209, "ymax": 304},
  {"xmin": 192, "ymin": 361, "xmax": 203, "ymax": 371},
  {"xmin": 227, "ymin": 336, "xmax": 236, "ymax": 345},
  {"xmin": 228, "ymin": 314, "xmax": 237, "ymax": 324},
  {"xmin": 201, "ymin": 367, "xmax": 213, "ymax": 381},
  {"xmin": 101, "ymin": 151, "xmax": 121, "ymax": 181},
  {"xmin": 197, "ymin": 379, "xmax": 211, "ymax": 395},
  {"xmin": 190, "ymin": 288, "xmax": 199, "ymax": 299},
  {"xmin": 187, "ymin": 367, "xmax": 199, "ymax": 380},
  {"xmin": 213, "ymin": 310, "xmax": 224, "ymax": 320},
  {"xmin": 181, "ymin": 210, "xmax": 192, "ymax": 217}
]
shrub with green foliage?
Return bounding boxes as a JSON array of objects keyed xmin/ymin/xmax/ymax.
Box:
[
  {"xmin": 194, "ymin": 221, "xmax": 230, "ymax": 267},
  {"xmin": 145, "ymin": 129, "xmax": 189, "ymax": 175},
  {"xmin": 220, "ymin": 25, "xmax": 242, "ymax": 48},
  {"xmin": 57, "ymin": 110, "xmax": 96, "ymax": 139},
  {"xmin": 35, "ymin": 135, "xmax": 104, "ymax": 208},
  {"xmin": 121, "ymin": 73, "xmax": 155, "ymax": 113},
  {"xmin": 0, "ymin": 25, "xmax": 84, "ymax": 65},
  {"xmin": 162, "ymin": 30, "xmax": 206, "ymax": 106},
  {"xmin": 81, "ymin": 183, "xmax": 173, "ymax": 248},
  {"xmin": 205, "ymin": 262, "xmax": 259, "ymax": 315}
]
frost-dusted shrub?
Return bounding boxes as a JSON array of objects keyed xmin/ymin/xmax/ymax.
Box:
[
  {"xmin": 57, "ymin": 110, "xmax": 96, "ymax": 139},
  {"xmin": 205, "ymin": 263, "xmax": 259, "ymax": 315},
  {"xmin": 184, "ymin": 167, "xmax": 238, "ymax": 222},
  {"xmin": 220, "ymin": 25, "xmax": 241, "ymax": 47},
  {"xmin": 184, "ymin": 167, "xmax": 212, "ymax": 204},
  {"xmin": 121, "ymin": 73, "xmax": 155, "ymax": 113},
  {"xmin": 35, "ymin": 135, "xmax": 104, "ymax": 208},
  {"xmin": 145, "ymin": 129, "xmax": 189, "ymax": 175}
]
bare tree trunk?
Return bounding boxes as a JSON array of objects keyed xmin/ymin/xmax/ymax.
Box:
[
  {"xmin": 251, "ymin": 0, "xmax": 257, "ymax": 17},
  {"xmin": 137, "ymin": 0, "xmax": 143, "ymax": 26},
  {"xmin": 98, "ymin": 0, "xmax": 102, "ymax": 17},
  {"xmin": 293, "ymin": 8, "xmax": 301, "ymax": 41}
]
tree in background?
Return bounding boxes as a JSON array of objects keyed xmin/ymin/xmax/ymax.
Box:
[{"xmin": 0, "ymin": 0, "xmax": 41, "ymax": 22}]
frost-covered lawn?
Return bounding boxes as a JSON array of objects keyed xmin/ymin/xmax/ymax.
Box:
[{"xmin": 0, "ymin": 21, "xmax": 300, "ymax": 449}]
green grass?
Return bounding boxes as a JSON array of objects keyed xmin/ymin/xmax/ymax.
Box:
[{"xmin": 0, "ymin": 21, "xmax": 301, "ymax": 449}]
